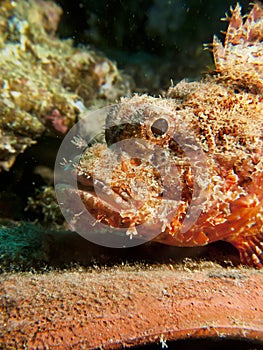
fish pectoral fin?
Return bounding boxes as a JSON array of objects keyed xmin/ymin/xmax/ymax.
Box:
[{"xmin": 226, "ymin": 232, "xmax": 263, "ymax": 269}]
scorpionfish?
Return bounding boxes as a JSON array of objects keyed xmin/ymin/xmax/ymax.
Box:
[{"xmin": 71, "ymin": 3, "xmax": 263, "ymax": 268}]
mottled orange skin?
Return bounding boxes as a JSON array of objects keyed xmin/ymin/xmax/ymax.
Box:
[
  {"xmin": 155, "ymin": 173, "xmax": 263, "ymax": 268},
  {"xmin": 76, "ymin": 3, "xmax": 263, "ymax": 268}
]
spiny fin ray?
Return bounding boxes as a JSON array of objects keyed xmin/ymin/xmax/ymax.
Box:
[
  {"xmin": 227, "ymin": 232, "xmax": 263, "ymax": 268},
  {"xmin": 212, "ymin": 2, "xmax": 263, "ymax": 91}
]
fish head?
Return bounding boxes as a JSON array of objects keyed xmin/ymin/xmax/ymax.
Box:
[{"xmin": 56, "ymin": 96, "xmax": 210, "ymax": 246}]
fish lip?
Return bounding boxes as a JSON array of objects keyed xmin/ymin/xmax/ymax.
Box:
[
  {"xmin": 76, "ymin": 171, "xmax": 134, "ymax": 224},
  {"xmin": 76, "ymin": 172, "xmax": 98, "ymax": 193}
]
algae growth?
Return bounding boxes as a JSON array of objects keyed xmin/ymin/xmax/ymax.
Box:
[{"xmin": 0, "ymin": 0, "xmax": 131, "ymax": 172}]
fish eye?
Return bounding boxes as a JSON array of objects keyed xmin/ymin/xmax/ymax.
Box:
[{"xmin": 150, "ymin": 118, "xmax": 169, "ymax": 137}]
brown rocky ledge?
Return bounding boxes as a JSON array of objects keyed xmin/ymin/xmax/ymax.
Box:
[{"xmin": 1, "ymin": 264, "xmax": 263, "ymax": 349}]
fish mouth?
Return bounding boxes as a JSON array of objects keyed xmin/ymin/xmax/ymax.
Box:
[
  {"xmin": 75, "ymin": 170, "xmax": 149, "ymax": 233},
  {"xmin": 62, "ymin": 137, "xmax": 199, "ymax": 241},
  {"xmin": 77, "ymin": 172, "xmax": 98, "ymax": 195},
  {"xmin": 73, "ymin": 143, "xmax": 180, "ymax": 239}
]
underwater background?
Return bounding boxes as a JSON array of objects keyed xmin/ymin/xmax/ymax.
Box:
[{"xmin": 57, "ymin": 0, "xmax": 251, "ymax": 91}]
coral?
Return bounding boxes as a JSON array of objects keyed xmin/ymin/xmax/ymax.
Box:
[
  {"xmin": 26, "ymin": 186, "xmax": 64, "ymax": 227},
  {"xmin": 0, "ymin": 0, "xmax": 131, "ymax": 172}
]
